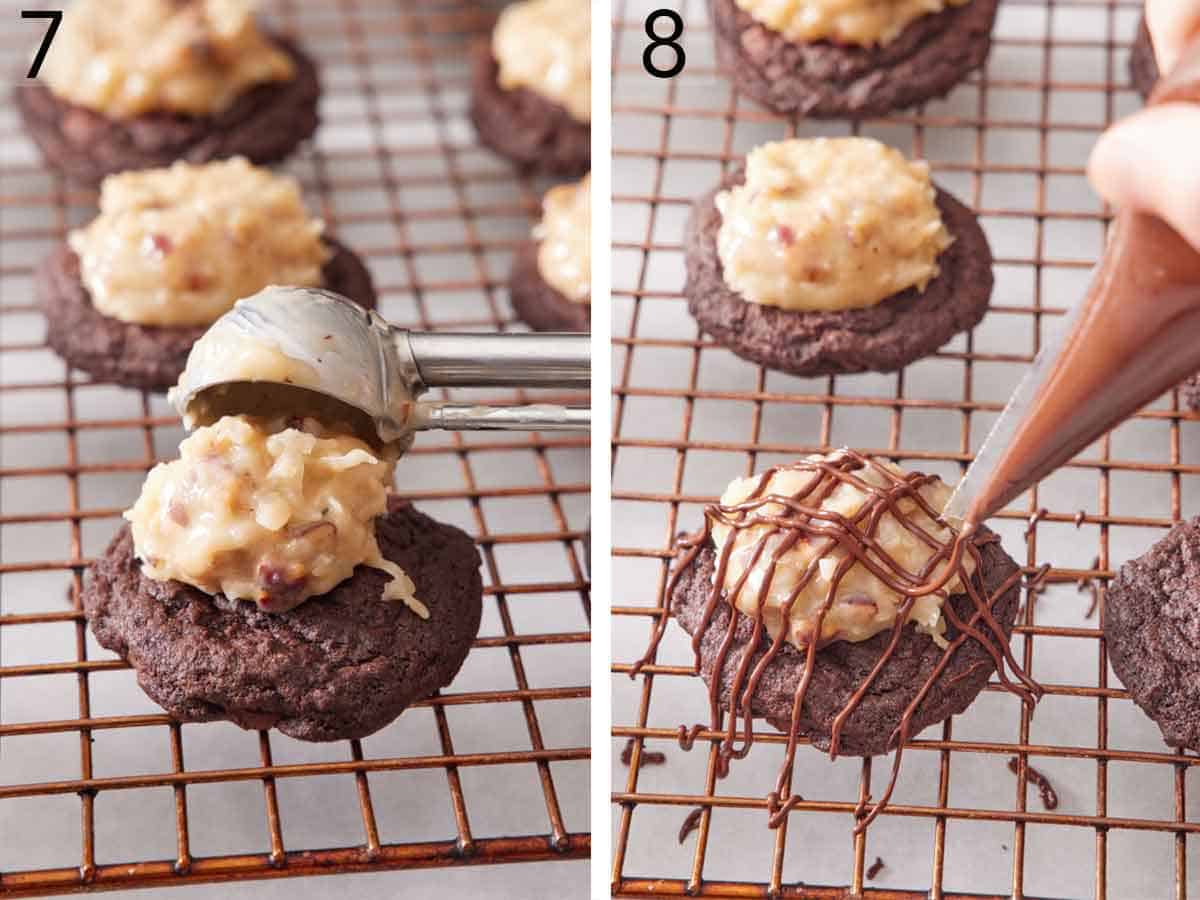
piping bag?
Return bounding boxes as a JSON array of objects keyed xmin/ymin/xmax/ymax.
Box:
[{"xmin": 943, "ymin": 36, "xmax": 1200, "ymax": 528}]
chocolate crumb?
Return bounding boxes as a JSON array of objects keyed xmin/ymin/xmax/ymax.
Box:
[
  {"xmin": 1007, "ymin": 756, "xmax": 1059, "ymax": 810},
  {"xmin": 1024, "ymin": 507, "xmax": 1048, "ymax": 538},
  {"xmin": 620, "ymin": 738, "xmax": 666, "ymax": 767},
  {"xmin": 1074, "ymin": 510, "xmax": 1086, "ymax": 528},
  {"xmin": 677, "ymin": 807, "xmax": 704, "ymax": 844},
  {"xmin": 866, "ymin": 856, "xmax": 885, "ymax": 880}
]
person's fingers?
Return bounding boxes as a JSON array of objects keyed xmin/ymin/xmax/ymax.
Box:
[
  {"xmin": 1088, "ymin": 103, "xmax": 1200, "ymax": 249},
  {"xmin": 1147, "ymin": 0, "xmax": 1200, "ymax": 74}
]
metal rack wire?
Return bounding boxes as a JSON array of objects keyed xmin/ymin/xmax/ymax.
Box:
[
  {"xmin": 0, "ymin": 0, "xmax": 589, "ymax": 895},
  {"xmin": 610, "ymin": 1, "xmax": 1200, "ymax": 896}
]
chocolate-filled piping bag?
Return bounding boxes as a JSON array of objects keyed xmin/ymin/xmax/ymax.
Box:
[{"xmin": 945, "ymin": 37, "xmax": 1200, "ymax": 528}]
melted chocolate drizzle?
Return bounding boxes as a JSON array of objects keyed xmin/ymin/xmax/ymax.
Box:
[
  {"xmin": 677, "ymin": 807, "xmax": 704, "ymax": 844},
  {"xmin": 1077, "ymin": 557, "xmax": 1102, "ymax": 619},
  {"xmin": 1007, "ymin": 756, "xmax": 1059, "ymax": 810},
  {"xmin": 620, "ymin": 738, "xmax": 666, "ymax": 767},
  {"xmin": 630, "ymin": 450, "xmax": 1043, "ymax": 833}
]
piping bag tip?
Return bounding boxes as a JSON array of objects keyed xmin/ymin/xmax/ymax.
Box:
[{"xmin": 941, "ymin": 280, "xmax": 1092, "ymax": 529}]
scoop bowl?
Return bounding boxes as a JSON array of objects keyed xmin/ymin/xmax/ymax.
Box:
[{"xmin": 169, "ymin": 286, "xmax": 591, "ymax": 444}]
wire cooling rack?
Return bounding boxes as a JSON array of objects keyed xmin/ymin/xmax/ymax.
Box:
[
  {"xmin": 610, "ymin": 1, "xmax": 1200, "ymax": 897},
  {"xmin": 0, "ymin": 0, "xmax": 589, "ymax": 895}
]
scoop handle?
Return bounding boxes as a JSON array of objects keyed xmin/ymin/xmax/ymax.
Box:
[
  {"xmin": 400, "ymin": 331, "xmax": 591, "ymax": 391},
  {"xmin": 413, "ymin": 402, "xmax": 590, "ymax": 431}
]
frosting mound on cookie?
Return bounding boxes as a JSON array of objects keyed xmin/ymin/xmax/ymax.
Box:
[
  {"xmin": 493, "ymin": 0, "xmax": 591, "ymax": 123},
  {"xmin": 535, "ymin": 173, "xmax": 591, "ymax": 303},
  {"xmin": 711, "ymin": 451, "xmax": 972, "ymax": 649},
  {"xmin": 125, "ymin": 415, "xmax": 424, "ymax": 616},
  {"xmin": 734, "ymin": 0, "xmax": 969, "ymax": 47},
  {"xmin": 715, "ymin": 137, "xmax": 953, "ymax": 312},
  {"xmin": 40, "ymin": 0, "xmax": 294, "ymax": 119},
  {"xmin": 69, "ymin": 158, "xmax": 328, "ymax": 327}
]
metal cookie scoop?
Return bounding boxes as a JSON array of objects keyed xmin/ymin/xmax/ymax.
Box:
[{"xmin": 168, "ymin": 286, "xmax": 590, "ymax": 444}]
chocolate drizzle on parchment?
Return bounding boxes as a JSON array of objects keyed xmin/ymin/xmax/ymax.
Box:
[{"xmin": 630, "ymin": 450, "xmax": 1043, "ymax": 832}]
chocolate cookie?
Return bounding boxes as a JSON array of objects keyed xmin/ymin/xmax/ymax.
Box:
[
  {"xmin": 37, "ymin": 237, "xmax": 376, "ymax": 392},
  {"xmin": 684, "ymin": 174, "xmax": 994, "ymax": 376},
  {"xmin": 710, "ymin": 0, "xmax": 999, "ymax": 118},
  {"xmin": 468, "ymin": 41, "xmax": 589, "ymax": 177},
  {"xmin": 15, "ymin": 35, "xmax": 319, "ymax": 185},
  {"xmin": 82, "ymin": 497, "xmax": 483, "ymax": 742},
  {"xmin": 1104, "ymin": 518, "xmax": 1200, "ymax": 751},
  {"xmin": 1130, "ymin": 17, "xmax": 1158, "ymax": 99},
  {"xmin": 671, "ymin": 528, "xmax": 1021, "ymax": 756},
  {"xmin": 509, "ymin": 241, "xmax": 590, "ymax": 332}
]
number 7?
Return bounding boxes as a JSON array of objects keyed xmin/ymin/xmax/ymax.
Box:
[{"xmin": 22, "ymin": 10, "xmax": 63, "ymax": 79}]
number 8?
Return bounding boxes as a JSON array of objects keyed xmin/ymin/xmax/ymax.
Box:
[{"xmin": 643, "ymin": 9, "xmax": 685, "ymax": 79}]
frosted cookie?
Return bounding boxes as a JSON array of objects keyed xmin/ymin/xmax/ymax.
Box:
[
  {"xmin": 629, "ymin": 451, "xmax": 1041, "ymax": 829},
  {"xmin": 16, "ymin": 0, "xmax": 319, "ymax": 184},
  {"xmin": 710, "ymin": 0, "xmax": 999, "ymax": 117},
  {"xmin": 510, "ymin": 173, "xmax": 591, "ymax": 331},
  {"xmin": 37, "ymin": 158, "xmax": 375, "ymax": 390},
  {"xmin": 82, "ymin": 415, "xmax": 482, "ymax": 741},
  {"xmin": 652, "ymin": 451, "xmax": 1029, "ymax": 759},
  {"xmin": 630, "ymin": 451, "xmax": 1041, "ymax": 826},
  {"xmin": 469, "ymin": 0, "xmax": 590, "ymax": 175},
  {"xmin": 684, "ymin": 138, "xmax": 993, "ymax": 376}
]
